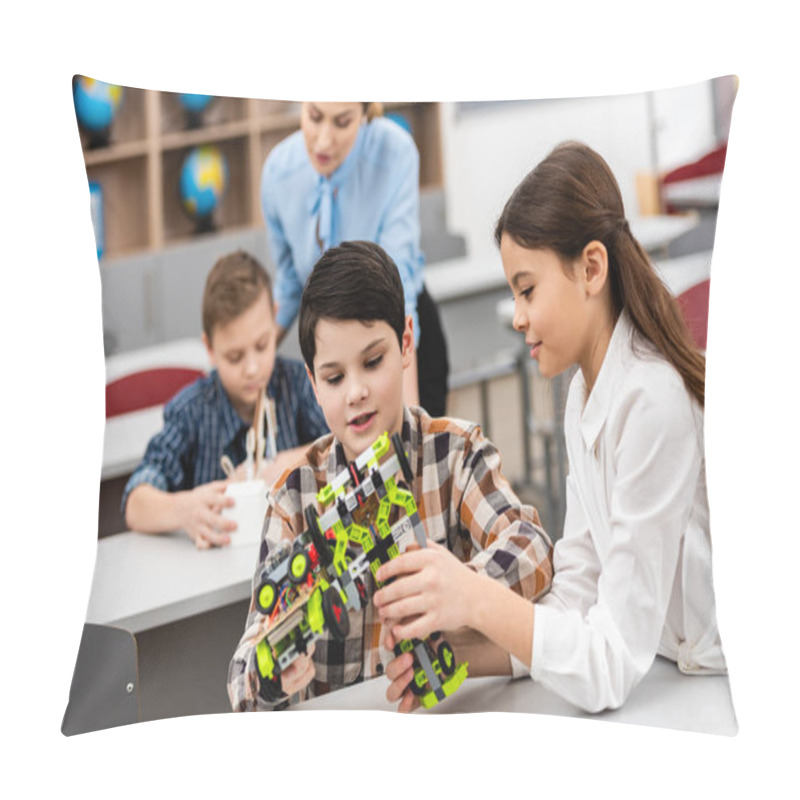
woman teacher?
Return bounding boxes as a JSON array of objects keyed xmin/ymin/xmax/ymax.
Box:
[{"xmin": 261, "ymin": 101, "xmax": 449, "ymax": 416}]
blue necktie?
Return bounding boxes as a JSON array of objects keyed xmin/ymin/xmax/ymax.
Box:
[{"xmin": 313, "ymin": 177, "xmax": 335, "ymax": 253}]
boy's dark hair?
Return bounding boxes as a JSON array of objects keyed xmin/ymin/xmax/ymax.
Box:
[
  {"xmin": 202, "ymin": 250, "xmax": 273, "ymax": 342},
  {"xmin": 299, "ymin": 241, "xmax": 406, "ymax": 374}
]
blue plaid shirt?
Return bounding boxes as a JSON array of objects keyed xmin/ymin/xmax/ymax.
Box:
[{"xmin": 121, "ymin": 356, "xmax": 328, "ymax": 513}]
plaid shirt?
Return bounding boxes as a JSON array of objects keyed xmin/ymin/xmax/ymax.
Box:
[
  {"xmin": 227, "ymin": 406, "xmax": 554, "ymax": 711},
  {"xmin": 121, "ymin": 356, "xmax": 328, "ymax": 513}
]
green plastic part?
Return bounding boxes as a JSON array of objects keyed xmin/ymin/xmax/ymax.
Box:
[
  {"xmin": 307, "ymin": 587, "xmax": 325, "ymax": 634},
  {"xmin": 256, "ymin": 639, "xmax": 275, "ymax": 681}
]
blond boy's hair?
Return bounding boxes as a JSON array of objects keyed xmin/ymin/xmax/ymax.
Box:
[{"xmin": 202, "ymin": 250, "xmax": 273, "ymax": 342}]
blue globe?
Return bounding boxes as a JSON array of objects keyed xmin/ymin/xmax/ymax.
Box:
[
  {"xmin": 73, "ymin": 77, "xmax": 124, "ymax": 132},
  {"xmin": 179, "ymin": 93, "xmax": 214, "ymax": 114},
  {"xmin": 386, "ymin": 112, "xmax": 412, "ymax": 136},
  {"xmin": 179, "ymin": 145, "xmax": 228, "ymax": 221}
]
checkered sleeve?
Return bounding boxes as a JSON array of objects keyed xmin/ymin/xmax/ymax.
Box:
[
  {"xmin": 227, "ymin": 491, "xmax": 306, "ymax": 712},
  {"xmin": 453, "ymin": 425, "xmax": 553, "ymax": 601}
]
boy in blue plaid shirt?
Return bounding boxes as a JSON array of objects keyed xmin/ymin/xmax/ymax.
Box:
[{"xmin": 123, "ymin": 250, "xmax": 327, "ymax": 548}]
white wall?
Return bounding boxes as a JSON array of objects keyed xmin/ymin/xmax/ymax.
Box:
[
  {"xmin": 439, "ymin": 79, "xmax": 720, "ymax": 261},
  {"xmin": 652, "ymin": 80, "xmax": 717, "ymax": 170}
]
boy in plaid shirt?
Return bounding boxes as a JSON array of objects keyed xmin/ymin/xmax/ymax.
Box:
[{"xmin": 227, "ymin": 241, "xmax": 553, "ymax": 711}]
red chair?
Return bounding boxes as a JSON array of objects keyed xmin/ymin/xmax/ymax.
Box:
[
  {"xmin": 661, "ymin": 144, "xmax": 727, "ymax": 215},
  {"xmin": 677, "ymin": 279, "xmax": 710, "ymax": 351},
  {"xmin": 105, "ymin": 367, "xmax": 205, "ymax": 418}
]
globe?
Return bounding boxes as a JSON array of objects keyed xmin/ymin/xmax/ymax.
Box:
[
  {"xmin": 386, "ymin": 111, "xmax": 412, "ymax": 136},
  {"xmin": 179, "ymin": 145, "xmax": 228, "ymax": 228},
  {"xmin": 179, "ymin": 93, "xmax": 214, "ymax": 114},
  {"xmin": 73, "ymin": 77, "xmax": 124, "ymax": 146},
  {"xmin": 178, "ymin": 93, "xmax": 214, "ymax": 130}
]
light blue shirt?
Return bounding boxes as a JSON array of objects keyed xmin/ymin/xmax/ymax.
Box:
[{"xmin": 261, "ymin": 117, "xmax": 425, "ymax": 343}]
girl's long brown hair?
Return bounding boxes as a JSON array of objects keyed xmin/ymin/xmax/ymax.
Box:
[{"xmin": 495, "ymin": 141, "xmax": 705, "ymax": 406}]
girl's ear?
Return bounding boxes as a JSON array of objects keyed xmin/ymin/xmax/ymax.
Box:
[
  {"xmin": 581, "ymin": 240, "xmax": 609, "ymax": 297},
  {"xmin": 401, "ymin": 315, "xmax": 415, "ymax": 369}
]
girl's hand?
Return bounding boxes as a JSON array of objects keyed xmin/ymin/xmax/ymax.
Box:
[{"xmin": 373, "ymin": 540, "xmax": 478, "ymax": 641}]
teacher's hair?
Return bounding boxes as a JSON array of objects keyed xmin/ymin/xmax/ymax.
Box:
[
  {"xmin": 495, "ymin": 141, "xmax": 705, "ymax": 407},
  {"xmin": 363, "ymin": 103, "xmax": 383, "ymax": 121}
]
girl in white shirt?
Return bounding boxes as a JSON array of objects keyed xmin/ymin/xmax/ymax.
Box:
[{"xmin": 373, "ymin": 140, "xmax": 727, "ymax": 713}]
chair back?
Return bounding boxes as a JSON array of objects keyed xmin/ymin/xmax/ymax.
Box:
[{"xmin": 105, "ymin": 367, "xmax": 205, "ymax": 418}]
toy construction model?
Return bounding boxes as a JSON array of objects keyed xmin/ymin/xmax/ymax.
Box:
[{"xmin": 254, "ymin": 432, "xmax": 469, "ymax": 708}]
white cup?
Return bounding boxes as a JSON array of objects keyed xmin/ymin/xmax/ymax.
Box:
[{"xmin": 221, "ymin": 480, "xmax": 268, "ymax": 546}]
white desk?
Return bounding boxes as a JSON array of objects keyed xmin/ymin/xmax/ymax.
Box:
[
  {"xmin": 102, "ymin": 406, "xmax": 164, "ymax": 480},
  {"xmin": 630, "ymin": 213, "xmax": 699, "ymax": 252},
  {"xmin": 663, "ymin": 175, "xmax": 722, "ymax": 209},
  {"xmin": 84, "ymin": 531, "xmax": 260, "ymax": 634},
  {"xmin": 653, "ymin": 249, "xmax": 713, "ymax": 297},
  {"xmin": 294, "ymin": 655, "xmax": 737, "ymax": 736}
]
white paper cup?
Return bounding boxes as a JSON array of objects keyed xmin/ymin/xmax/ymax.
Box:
[{"xmin": 221, "ymin": 480, "xmax": 268, "ymax": 546}]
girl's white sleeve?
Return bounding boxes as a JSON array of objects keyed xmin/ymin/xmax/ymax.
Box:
[
  {"xmin": 538, "ymin": 473, "xmax": 601, "ymax": 616},
  {"xmin": 530, "ymin": 377, "xmax": 700, "ymax": 712}
]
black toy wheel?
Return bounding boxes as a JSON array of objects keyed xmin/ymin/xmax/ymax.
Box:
[
  {"xmin": 408, "ymin": 673, "xmax": 426, "ymax": 696},
  {"xmin": 437, "ymin": 641, "xmax": 456, "ymax": 676},
  {"xmin": 305, "ymin": 505, "xmax": 333, "ymax": 567},
  {"xmin": 391, "ymin": 433, "xmax": 414, "ymax": 486},
  {"xmin": 288, "ymin": 548, "xmax": 310, "ymax": 584},
  {"xmin": 258, "ymin": 673, "xmax": 285, "ymax": 703},
  {"xmin": 255, "ymin": 579, "xmax": 279, "ymax": 615},
  {"xmin": 322, "ymin": 588, "xmax": 350, "ymax": 641}
]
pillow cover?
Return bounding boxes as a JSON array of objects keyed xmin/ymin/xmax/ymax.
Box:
[{"xmin": 64, "ymin": 76, "xmax": 737, "ymax": 738}]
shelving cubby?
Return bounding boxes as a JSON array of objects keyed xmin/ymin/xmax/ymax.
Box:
[{"xmin": 73, "ymin": 80, "xmax": 443, "ymax": 264}]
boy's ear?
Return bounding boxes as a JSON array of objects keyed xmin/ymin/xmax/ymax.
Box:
[
  {"xmin": 401, "ymin": 315, "xmax": 414, "ymax": 369},
  {"xmin": 580, "ymin": 240, "xmax": 609, "ymax": 297},
  {"xmin": 305, "ymin": 364, "xmax": 320, "ymax": 403},
  {"xmin": 201, "ymin": 332, "xmax": 215, "ymax": 366}
]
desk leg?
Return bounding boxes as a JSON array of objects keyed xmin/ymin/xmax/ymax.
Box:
[
  {"xmin": 518, "ymin": 348, "xmax": 534, "ymax": 488},
  {"xmin": 62, "ymin": 623, "xmax": 139, "ymax": 736}
]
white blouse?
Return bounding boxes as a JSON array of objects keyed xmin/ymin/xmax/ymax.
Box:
[{"xmin": 528, "ymin": 312, "xmax": 727, "ymax": 712}]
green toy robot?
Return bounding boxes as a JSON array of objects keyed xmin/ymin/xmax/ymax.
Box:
[{"xmin": 253, "ymin": 431, "xmax": 468, "ymax": 708}]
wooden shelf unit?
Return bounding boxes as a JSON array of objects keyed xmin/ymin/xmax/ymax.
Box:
[{"xmin": 74, "ymin": 83, "xmax": 443, "ymax": 262}]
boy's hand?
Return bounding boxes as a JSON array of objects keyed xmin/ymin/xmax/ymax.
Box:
[
  {"xmin": 373, "ymin": 540, "xmax": 478, "ymax": 641},
  {"xmin": 277, "ymin": 643, "xmax": 316, "ymax": 697},
  {"xmin": 182, "ymin": 481, "xmax": 236, "ymax": 549},
  {"xmin": 382, "ymin": 625, "xmax": 421, "ymax": 713}
]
